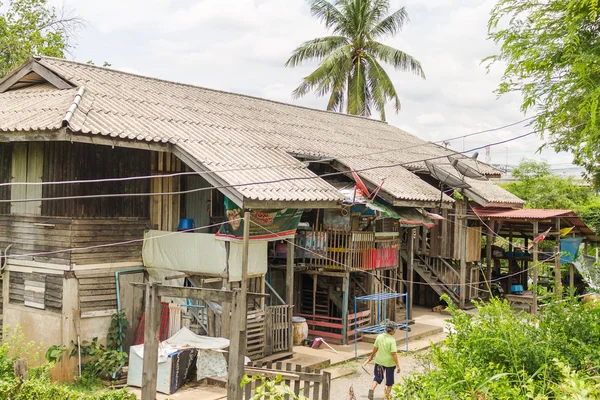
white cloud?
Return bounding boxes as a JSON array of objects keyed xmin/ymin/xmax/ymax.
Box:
[{"xmin": 51, "ymin": 0, "xmax": 576, "ymax": 170}]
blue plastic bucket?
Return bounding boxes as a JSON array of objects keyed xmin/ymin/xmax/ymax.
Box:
[{"xmin": 177, "ymin": 218, "xmax": 195, "ymax": 231}]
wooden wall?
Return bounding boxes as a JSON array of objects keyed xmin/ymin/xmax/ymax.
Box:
[
  {"xmin": 41, "ymin": 142, "xmax": 150, "ymax": 218},
  {"xmin": 150, "ymin": 152, "xmax": 182, "ymax": 231},
  {"xmin": 0, "ymin": 215, "xmax": 149, "ymax": 266},
  {"xmin": 9, "ymin": 271, "xmax": 63, "ymax": 313},
  {"xmin": 0, "ymin": 143, "xmax": 12, "ymax": 215}
]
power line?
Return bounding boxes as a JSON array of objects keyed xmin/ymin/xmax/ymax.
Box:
[
  {"xmin": 0, "ymin": 127, "xmax": 539, "ymax": 204},
  {"xmin": 0, "ymin": 116, "xmax": 537, "ymax": 188}
]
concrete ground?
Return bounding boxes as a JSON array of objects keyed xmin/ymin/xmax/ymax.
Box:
[{"xmin": 129, "ymin": 306, "xmax": 452, "ymax": 399}]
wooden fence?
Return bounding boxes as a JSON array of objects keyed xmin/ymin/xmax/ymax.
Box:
[
  {"xmin": 247, "ymin": 309, "xmax": 266, "ymax": 360},
  {"xmin": 265, "ymin": 305, "xmax": 291, "ymax": 355},
  {"xmin": 296, "ymin": 309, "xmax": 371, "ymax": 344},
  {"xmin": 244, "ymin": 361, "xmax": 331, "ymax": 400}
]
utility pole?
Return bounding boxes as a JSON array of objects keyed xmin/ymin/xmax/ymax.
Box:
[{"xmin": 227, "ymin": 211, "xmax": 250, "ymax": 400}]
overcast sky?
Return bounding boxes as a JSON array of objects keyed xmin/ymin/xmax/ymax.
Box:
[{"xmin": 53, "ymin": 0, "xmax": 579, "ymax": 173}]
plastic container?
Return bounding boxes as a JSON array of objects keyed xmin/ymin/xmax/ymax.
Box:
[
  {"xmin": 177, "ymin": 218, "xmax": 195, "ymax": 231},
  {"xmin": 510, "ymin": 285, "xmax": 524, "ymax": 294}
]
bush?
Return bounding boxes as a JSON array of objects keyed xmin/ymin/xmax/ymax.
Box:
[{"xmin": 393, "ymin": 297, "xmax": 600, "ymax": 399}]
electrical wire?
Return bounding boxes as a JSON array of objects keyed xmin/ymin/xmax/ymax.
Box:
[
  {"xmin": 0, "ymin": 219, "xmax": 239, "ymax": 260},
  {"xmin": 0, "ymin": 127, "xmax": 539, "ymax": 204},
  {"xmin": 0, "ymin": 116, "xmax": 538, "ymax": 188}
]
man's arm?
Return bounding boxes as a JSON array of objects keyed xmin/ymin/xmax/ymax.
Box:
[
  {"xmin": 392, "ymin": 352, "xmax": 400, "ymax": 373},
  {"xmin": 365, "ymin": 346, "xmax": 378, "ymax": 363}
]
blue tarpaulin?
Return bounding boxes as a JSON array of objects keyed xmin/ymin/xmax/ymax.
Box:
[{"xmin": 560, "ymin": 237, "xmax": 584, "ymax": 264}]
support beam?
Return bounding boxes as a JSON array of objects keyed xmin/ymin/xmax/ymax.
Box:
[
  {"xmin": 129, "ymin": 283, "xmax": 267, "ymax": 302},
  {"xmin": 459, "ymin": 203, "xmax": 467, "ymax": 309},
  {"xmin": 486, "ymin": 225, "xmax": 492, "ymax": 286},
  {"xmin": 286, "ymin": 239, "xmax": 294, "ymax": 351},
  {"xmin": 555, "ymin": 218, "xmax": 562, "ymax": 298},
  {"xmin": 341, "ymin": 272, "xmax": 350, "ymax": 345},
  {"xmin": 407, "ymin": 228, "xmax": 415, "ymax": 320},
  {"xmin": 532, "ymin": 221, "xmax": 538, "ymax": 314},
  {"xmin": 141, "ymin": 282, "xmax": 160, "ymax": 400},
  {"xmin": 227, "ymin": 212, "xmax": 250, "ymax": 400}
]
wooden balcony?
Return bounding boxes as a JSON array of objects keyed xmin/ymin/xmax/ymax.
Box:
[{"xmin": 296, "ymin": 229, "xmax": 399, "ymax": 271}]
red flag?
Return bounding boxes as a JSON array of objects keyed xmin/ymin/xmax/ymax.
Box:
[
  {"xmin": 529, "ymin": 227, "xmax": 551, "ymax": 249},
  {"xmin": 350, "ymin": 168, "xmax": 370, "ymax": 198}
]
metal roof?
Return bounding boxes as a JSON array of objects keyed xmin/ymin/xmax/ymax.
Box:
[{"xmin": 0, "ymin": 57, "xmax": 520, "ymax": 207}]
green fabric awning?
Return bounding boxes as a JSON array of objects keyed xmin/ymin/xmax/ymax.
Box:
[{"xmin": 364, "ymin": 202, "xmax": 434, "ymax": 228}]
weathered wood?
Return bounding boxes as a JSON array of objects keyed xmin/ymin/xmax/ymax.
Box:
[
  {"xmin": 129, "ymin": 283, "xmax": 267, "ymax": 302},
  {"xmin": 13, "ymin": 358, "xmax": 28, "ymax": 381},
  {"xmin": 228, "ymin": 211, "xmax": 250, "ymax": 400},
  {"xmin": 341, "ymin": 273, "xmax": 350, "ymax": 345},
  {"xmin": 286, "ymin": 240, "xmax": 294, "ymax": 351},
  {"xmin": 407, "ymin": 228, "xmax": 415, "ymax": 320},
  {"xmin": 459, "ymin": 202, "xmax": 468, "ymax": 309},
  {"xmin": 532, "ymin": 221, "xmax": 539, "ymax": 314},
  {"xmin": 141, "ymin": 282, "xmax": 160, "ymax": 400}
]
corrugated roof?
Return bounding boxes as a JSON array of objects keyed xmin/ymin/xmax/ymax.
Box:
[
  {"xmin": 473, "ymin": 208, "xmax": 576, "ymax": 219},
  {"xmin": 0, "ymin": 57, "xmax": 519, "ymax": 207}
]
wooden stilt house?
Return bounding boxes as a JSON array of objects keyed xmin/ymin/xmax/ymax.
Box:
[{"xmin": 0, "ymin": 56, "xmax": 525, "ymax": 375}]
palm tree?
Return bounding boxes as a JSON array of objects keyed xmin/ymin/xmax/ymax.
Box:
[{"xmin": 285, "ymin": 0, "xmax": 425, "ymax": 121}]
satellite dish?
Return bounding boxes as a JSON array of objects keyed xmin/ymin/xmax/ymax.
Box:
[
  {"xmin": 447, "ymin": 156, "xmax": 487, "ymax": 180},
  {"xmin": 425, "ymin": 160, "xmax": 471, "ymax": 189}
]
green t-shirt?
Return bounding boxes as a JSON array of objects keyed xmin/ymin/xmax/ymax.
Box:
[{"xmin": 374, "ymin": 333, "xmax": 398, "ymax": 367}]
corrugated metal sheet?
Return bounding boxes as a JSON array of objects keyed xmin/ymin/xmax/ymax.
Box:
[
  {"xmin": 473, "ymin": 208, "xmax": 575, "ymax": 219},
  {"xmin": 0, "ymin": 57, "xmax": 519, "ymax": 206}
]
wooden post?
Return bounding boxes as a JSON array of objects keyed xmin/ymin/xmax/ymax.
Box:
[
  {"xmin": 555, "ymin": 218, "xmax": 562, "ymax": 298},
  {"xmin": 227, "ymin": 211, "xmax": 250, "ymax": 400},
  {"xmin": 486, "ymin": 225, "xmax": 493, "ymax": 286},
  {"xmin": 13, "ymin": 359, "xmax": 27, "ymax": 382},
  {"xmin": 341, "ymin": 272, "xmax": 350, "ymax": 345},
  {"xmin": 407, "ymin": 228, "xmax": 415, "ymax": 320},
  {"xmin": 459, "ymin": 204, "xmax": 467, "ymax": 309},
  {"xmin": 286, "ymin": 239, "xmax": 294, "ymax": 351},
  {"xmin": 532, "ymin": 221, "xmax": 538, "ymax": 314},
  {"xmin": 584, "ymin": 240, "xmax": 589, "ymax": 257},
  {"xmin": 141, "ymin": 282, "xmax": 160, "ymax": 400},
  {"xmin": 569, "ymin": 264, "xmax": 575, "ymax": 295}
]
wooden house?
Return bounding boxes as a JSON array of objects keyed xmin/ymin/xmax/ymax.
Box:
[{"xmin": 0, "ymin": 56, "xmax": 528, "ymax": 374}]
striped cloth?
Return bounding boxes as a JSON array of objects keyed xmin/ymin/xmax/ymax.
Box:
[{"xmin": 134, "ymin": 302, "xmax": 171, "ymax": 345}]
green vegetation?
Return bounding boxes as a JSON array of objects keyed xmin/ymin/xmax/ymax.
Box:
[
  {"xmin": 242, "ymin": 374, "xmax": 306, "ymax": 400},
  {"xmin": 502, "ymin": 160, "xmax": 600, "ymax": 235},
  {"xmin": 393, "ymin": 296, "xmax": 600, "ymax": 399},
  {"xmin": 0, "ymin": 0, "xmax": 82, "ymax": 78},
  {"xmin": 286, "ymin": 0, "xmax": 425, "ymax": 120},
  {"xmin": 486, "ymin": 0, "xmax": 600, "ymax": 186},
  {"xmin": 0, "ymin": 326, "xmax": 134, "ymax": 400}
]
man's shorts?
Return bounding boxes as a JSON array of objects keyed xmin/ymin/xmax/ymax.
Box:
[{"xmin": 373, "ymin": 364, "xmax": 395, "ymax": 386}]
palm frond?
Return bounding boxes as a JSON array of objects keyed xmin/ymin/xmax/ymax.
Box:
[
  {"xmin": 348, "ymin": 57, "xmax": 370, "ymax": 116},
  {"xmin": 369, "ymin": 41, "xmax": 425, "ymax": 78},
  {"xmin": 285, "ymin": 36, "xmax": 349, "ymax": 67},
  {"xmin": 291, "ymin": 44, "xmax": 353, "ymax": 99},
  {"xmin": 308, "ymin": 0, "xmax": 345, "ymax": 31},
  {"xmin": 366, "ymin": 0, "xmax": 392, "ymax": 31},
  {"xmin": 364, "ymin": 53, "xmax": 401, "ymax": 119},
  {"xmin": 370, "ymin": 6, "xmax": 408, "ymax": 38}
]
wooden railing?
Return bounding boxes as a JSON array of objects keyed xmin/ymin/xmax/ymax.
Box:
[
  {"xmin": 247, "ymin": 309, "xmax": 266, "ymax": 360},
  {"xmin": 265, "ymin": 305, "xmax": 292, "ymax": 355},
  {"xmin": 300, "ymin": 229, "xmax": 398, "ymax": 271},
  {"xmin": 297, "ymin": 310, "xmax": 371, "ymax": 344},
  {"xmin": 244, "ymin": 362, "xmax": 331, "ymax": 400}
]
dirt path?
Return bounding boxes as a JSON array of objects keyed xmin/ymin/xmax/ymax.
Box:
[{"xmin": 328, "ymin": 352, "xmax": 424, "ymax": 400}]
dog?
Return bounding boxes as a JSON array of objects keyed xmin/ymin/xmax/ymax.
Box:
[{"xmin": 431, "ymin": 305, "xmax": 445, "ymax": 313}]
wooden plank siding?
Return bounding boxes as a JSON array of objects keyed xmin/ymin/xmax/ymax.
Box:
[
  {"xmin": 0, "ymin": 215, "xmax": 149, "ymax": 266},
  {"xmin": 0, "ymin": 143, "xmax": 12, "ymax": 215},
  {"xmin": 41, "ymin": 142, "xmax": 150, "ymax": 218},
  {"xmin": 9, "ymin": 271, "xmax": 63, "ymax": 312},
  {"xmin": 76, "ymin": 271, "xmax": 118, "ymax": 313}
]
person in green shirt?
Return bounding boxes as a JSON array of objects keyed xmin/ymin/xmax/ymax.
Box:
[{"xmin": 364, "ymin": 321, "xmax": 401, "ymax": 400}]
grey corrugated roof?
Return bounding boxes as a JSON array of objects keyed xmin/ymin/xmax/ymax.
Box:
[{"xmin": 0, "ymin": 57, "xmax": 521, "ymax": 207}]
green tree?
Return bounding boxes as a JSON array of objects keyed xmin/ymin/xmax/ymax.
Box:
[
  {"xmin": 503, "ymin": 160, "xmax": 592, "ymax": 210},
  {"xmin": 0, "ymin": 0, "xmax": 82, "ymax": 78},
  {"xmin": 486, "ymin": 0, "xmax": 600, "ymax": 187},
  {"xmin": 285, "ymin": 0, "xmax": 425, "ymax": 121}
]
